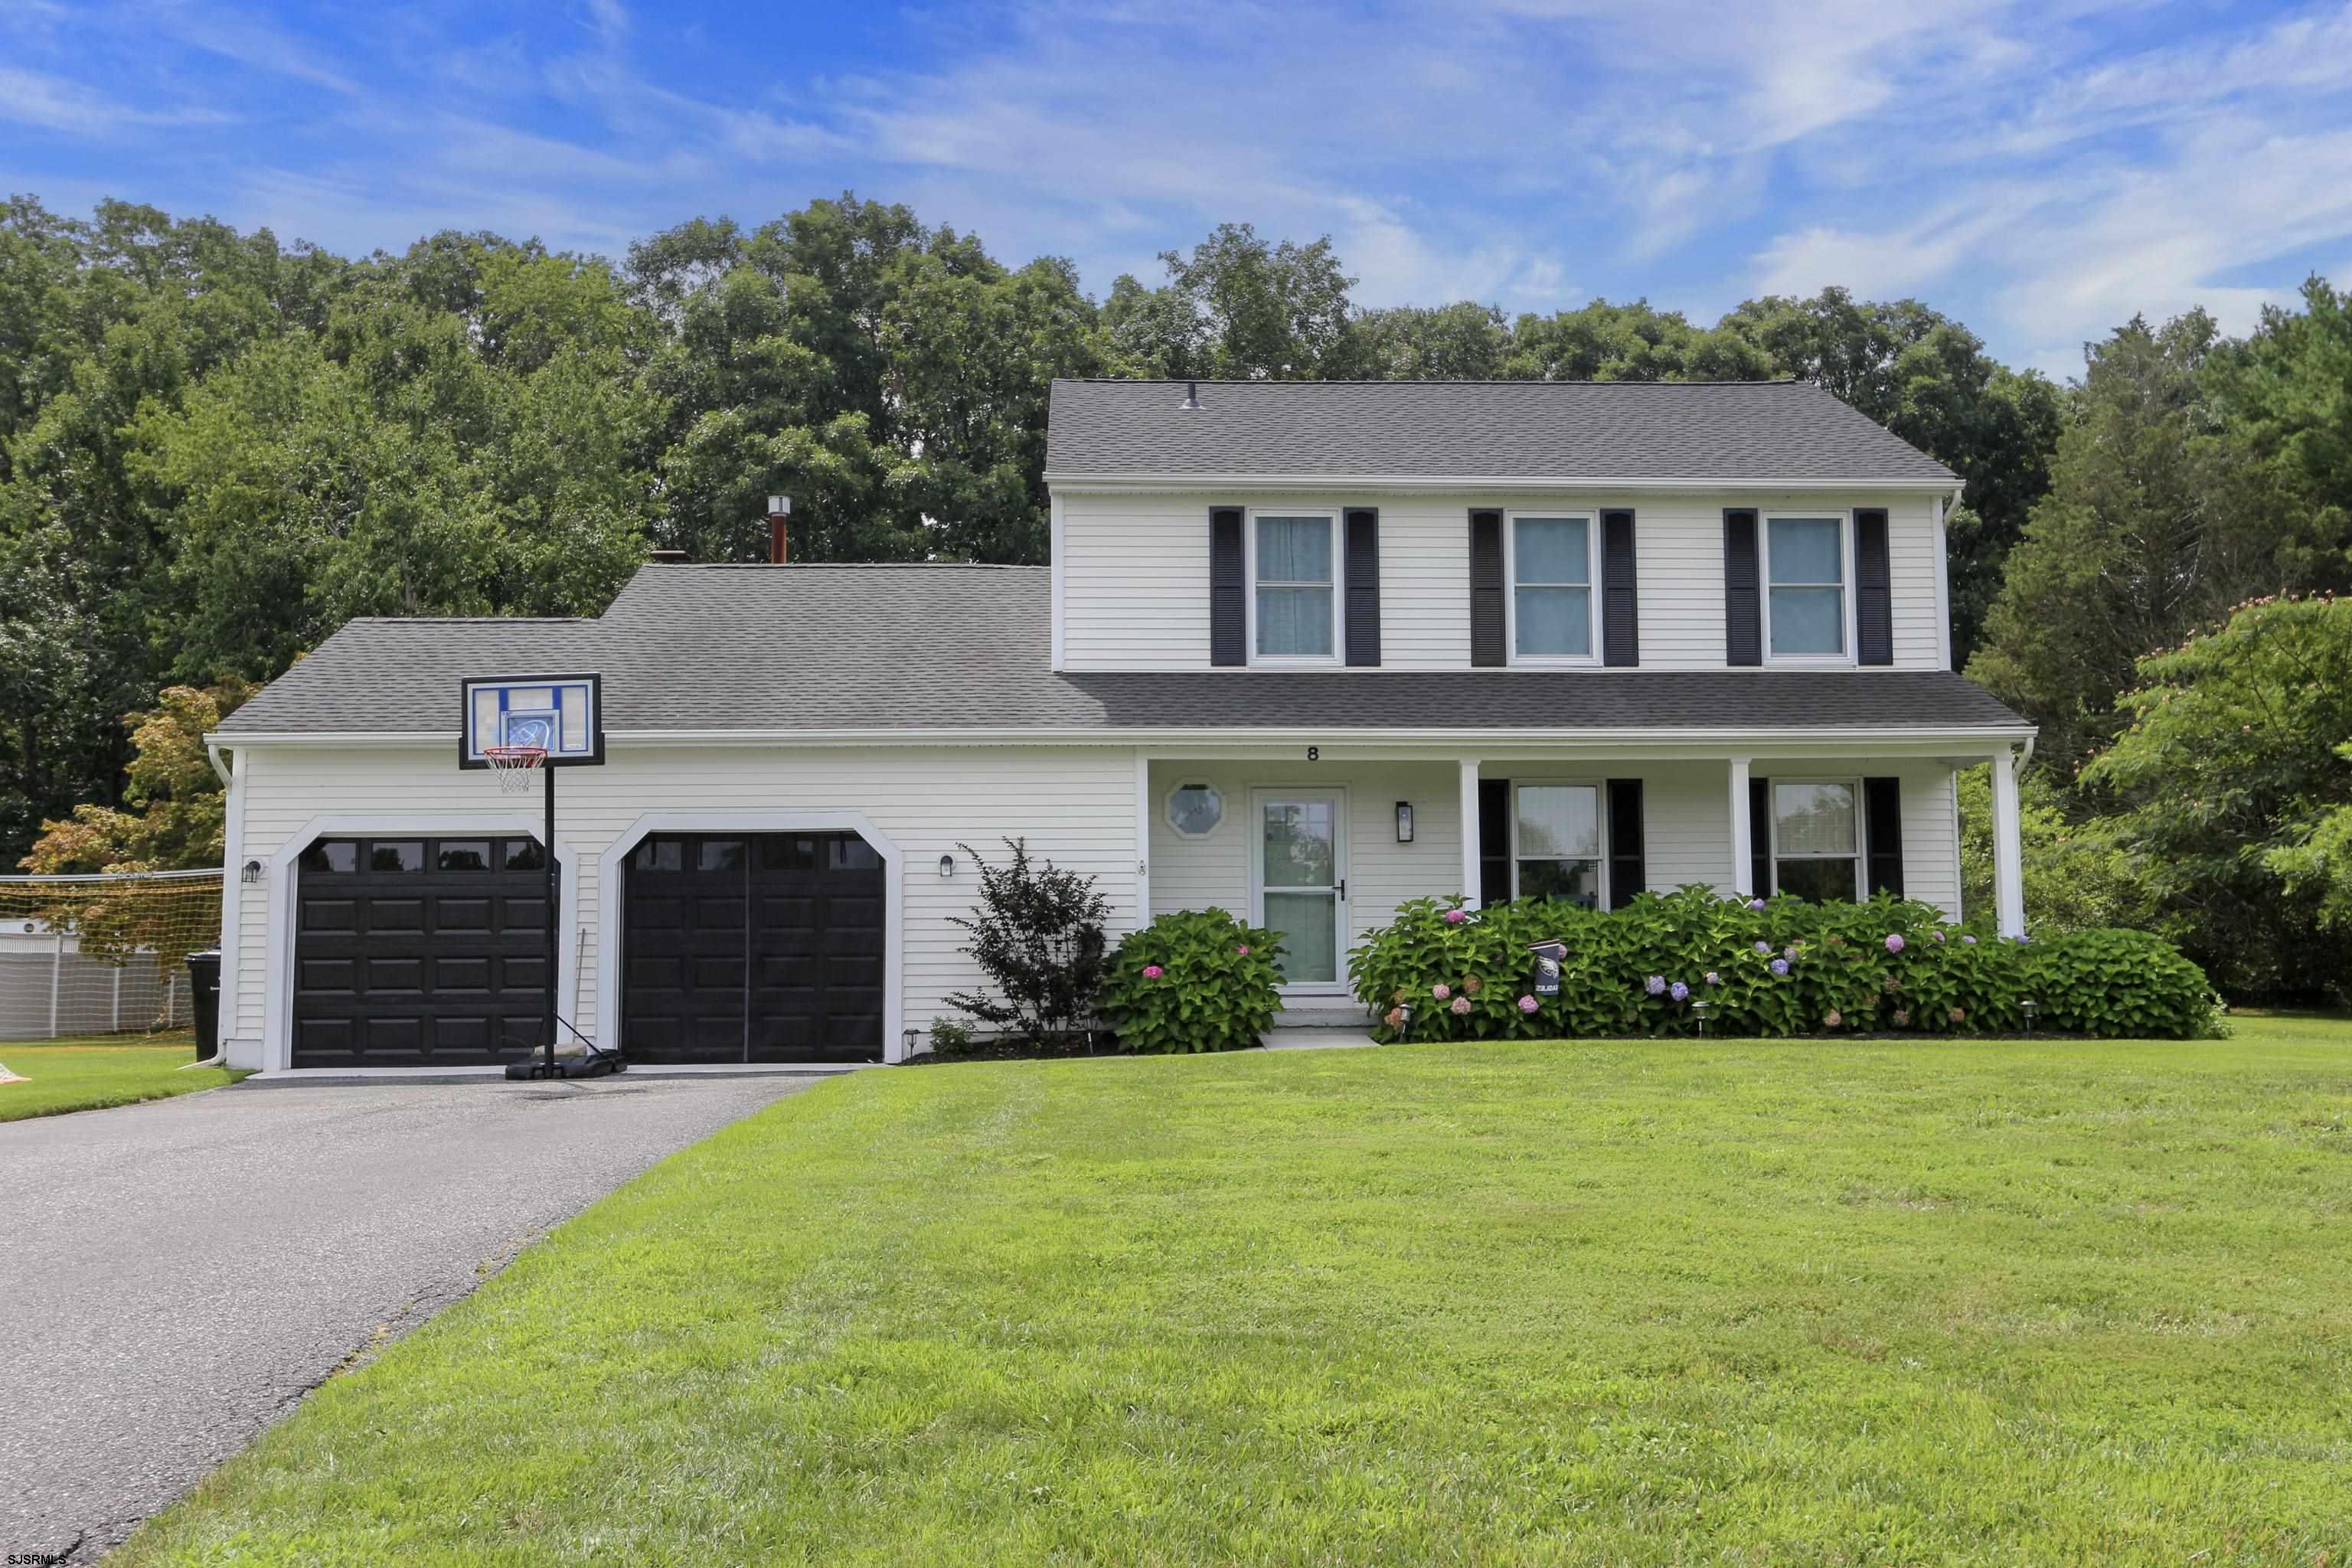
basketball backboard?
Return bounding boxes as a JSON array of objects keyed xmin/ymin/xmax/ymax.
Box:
[{"xmin": 459, "ymin": 674, "xmax": 605, "ymax": 768}]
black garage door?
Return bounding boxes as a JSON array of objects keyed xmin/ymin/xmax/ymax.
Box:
[
  {"xmin": 292, "ymin": 837, "xmax": 557, "ymax": 1068},
  {"xmin": 622, "ymin": 832, "xmax": 885, "ymax": 1063}
]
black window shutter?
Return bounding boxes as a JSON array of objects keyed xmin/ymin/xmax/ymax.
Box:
[
  {"xmin": 1478, "ymin": 777, "xmax": 1511, "ymax": 905},
  {"xmin": 1864, "ymin": 776, "xmax": 1905, "ymax": 897},
  {"xmin": 1606, "ymin": 778, "xmax": 1645, "ymax": 908},
  {"xmin": 1210, "ymin": 507, "xmax": 1245, "ymax": 667},
  {"xmin": 1600, "ymin": 509, "xmax": 1639, "ymax": 667},
  {"xmin": 1344, "ymin": 508, "xmax": 1381, "ymax": 667},
  {"xmin": 1469, "ymin": 510, "xmax": 1504, "ymax": 667},
  {"xmin": 1749, "ymin": 775, "xmax": 1772, "ymax": 897},
  {"xmin": 1724, "ymin": 509, "xmax": 1762, "ymax": 666},
  {"xmin": 1854, "ymin": 508, "xmax": 1893, "ymax": 665}
]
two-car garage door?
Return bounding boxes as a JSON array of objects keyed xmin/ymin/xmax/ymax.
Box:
[{"xmin": 291, "ymin": 830, "xmax": 886, "ymax": 1068}]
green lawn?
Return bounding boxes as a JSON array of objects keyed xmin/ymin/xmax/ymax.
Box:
[
  {"xmin": 125, "ymin": 1021, "xmax": 2352, "ymax": 1565},
  {"xmin": 0, "ymin": 1034, "xmax": 241, "ymax": 1122}
]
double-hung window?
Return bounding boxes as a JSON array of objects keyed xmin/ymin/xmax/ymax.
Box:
[
  {"xmin": 1509, "ymin": 514, "xmax": 1594, "ymax": 661},
  {"xmin": 1512, "ymin": 782, "xmax": 1602, "ymax": 906},
  {"xmin": 1765, "ymin": 514, "xmax": 1847, "ymax": 660},
  {"xmin": 1252, "ymin": 512, "xmax": 1337, "ymax": 661},
  {"xmin": 1771, "ymin": 780, "xmax": 1861, "ymax": 902}
]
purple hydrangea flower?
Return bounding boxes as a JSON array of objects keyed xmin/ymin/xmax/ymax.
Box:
[
  {"xmin": 1754, "ymin": 941, "xmax": 1771, "ymax": 955},
  {"xmin": 1770, "ymin": 958, "xmax": 1790, "ymax": 976},
  {"xmin": 1784, "ymin": 945, "xmax": 1800, "ymax": 961},
  {"xmin": 1645, "ymin": 975, "xmax": 1667, "ymax": 996},
  {"xmin": 1518, "ymin": 995, "xmax": 1540, "ymax": 1014},
  {"xmin": 1932, "ymin": 929, "xmax": 1946, "ymax": 943},
  {"xmin": 1961, "ymin": 935, "xmax": 1978, "ymax": 946},
  {"xmin": 1142, "ymin": 964, "xmax": 1165, "ymax": 979},
  {"xmin": 1449, "ymin": 995, "xmax": 1472, "ymax": 1016},
  {"xmin": 1669, "ymin": 981, "xmax": 1690, "ymax": 1002},
  {"xmin": 1442, "ymin": 907, "xmax": 1468, "ymax": 925},
  {"xmin": 1749, "ymin": 897, "xmax": 1767, "ymax": 912},
  {"xmin": 1704, "ymin": 971, "xmax": 1720, "ymax": 986},
  {"xmin": 1885, "ymin": 933, "xmax": 1906, "ymax": 954}
]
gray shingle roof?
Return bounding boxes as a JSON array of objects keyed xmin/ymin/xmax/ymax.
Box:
[
  {"xmin": 1045, "ymin": 378, "xmax": 1958, "ymax": 484},
  {"xmin": 216, "ymin": 565, "xmax": 2028, "ymax": 740}
]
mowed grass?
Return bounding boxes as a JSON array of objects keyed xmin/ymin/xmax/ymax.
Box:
[
  {"xmin": 0, "ymin": 1034, "xmax": 238, "ymax": 1121},
  {"xmin": 125, "ymin": 1021, "xmax": 2352, "ymax": 1566}
]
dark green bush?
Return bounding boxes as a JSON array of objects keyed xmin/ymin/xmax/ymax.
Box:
[
  {"xmin": 1102, "ymin": 908, "xmax": 1286, "ymax": 1054},
  {"xmin": 1348, "ymin": 886, "xmax": 2218, "ymax": 1041}
]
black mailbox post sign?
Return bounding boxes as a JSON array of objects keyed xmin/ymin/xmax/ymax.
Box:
[{"xmin": 1529, "ymin": 939, "xmax": 1566, "ymax": 998}]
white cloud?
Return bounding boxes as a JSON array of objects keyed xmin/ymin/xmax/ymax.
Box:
[{"xmin": 0, "ymin": 65, "xmax": 233, "ymax": 136}]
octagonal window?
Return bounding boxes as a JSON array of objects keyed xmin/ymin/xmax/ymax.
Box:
[{"xmin": 1166, "ymin": 782, "xmax": 1224, "ymax": 837}]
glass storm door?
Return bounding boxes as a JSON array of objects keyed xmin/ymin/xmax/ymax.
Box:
[{"xmin": 1256, "ymin": 792, "xmax": 1346, "ymax": 989}]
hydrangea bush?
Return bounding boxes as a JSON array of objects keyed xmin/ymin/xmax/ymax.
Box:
[
  {"xmin": 1348, "ymin": 886, "xmax": 2221, "ymax": 1043},
  {"xmin": 1100, "ymin": 907, "xmax": 1286, "ymax": 1054}
]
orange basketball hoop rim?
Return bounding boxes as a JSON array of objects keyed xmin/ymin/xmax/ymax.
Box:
[{"xmin": 483, "ymin": 744, "xmax": 547, "ymax": 795}]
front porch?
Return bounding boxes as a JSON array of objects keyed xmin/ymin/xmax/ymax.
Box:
[{"xmin": 1138, "ymin": 744, "xmax": 2028, "ymax": 1005}]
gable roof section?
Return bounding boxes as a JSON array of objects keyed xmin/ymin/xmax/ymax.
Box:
[
  {"xmin": 1045, "ymin": 378, "xmax": 1958, "ymax": 485},
  {"xmin": 216, "ymin": 564, "xmax": 2028, "ymax": 741}
]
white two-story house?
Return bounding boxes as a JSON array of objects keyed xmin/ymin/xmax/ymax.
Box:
[{"xmin": 208, "ymin": 378, "xmax": 2036, "ymax": 1073}]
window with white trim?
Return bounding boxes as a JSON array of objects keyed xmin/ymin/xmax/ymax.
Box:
[
  {"xmin": 1771, "ymin": 780, "xmax": 1862, "ymax": 902},
  {"xmin": 1512, "ymin": 782, "xmax": 1603, "ymax": 906},
  {"xmin": 1765, "ymin": 514, "xmax": 1847, "ymax": 659},
  {"xmin": 1508, "ymin": 514, "xmax": 1596, "ymax": 661},
  {"xmin": 1251, "ymin": 512, "xmax": 1337, "ymax": 661}
]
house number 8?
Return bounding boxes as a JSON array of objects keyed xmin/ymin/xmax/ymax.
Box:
[{"xmin": 1306, "ymin": 746, "xmax": 1319, "ymax": 761}]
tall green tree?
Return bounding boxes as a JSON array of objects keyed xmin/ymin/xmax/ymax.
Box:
[{"xmin": 1104, "ymin": 223, "xmax": 1356, "ymax": 381}]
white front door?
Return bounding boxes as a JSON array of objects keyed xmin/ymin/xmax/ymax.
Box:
[{"xmin": 1253, "ymin": 790, "xmax": 1348, "ymax": 992}]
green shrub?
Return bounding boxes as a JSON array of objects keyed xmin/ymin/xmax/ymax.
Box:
[
  {"xmin": 1101, "ymin": 908, "xmax": 1285, "ymax": 1054},
  {"xmin": 1347, "ymin": 886, "xmax": 2216, "ymax": 1041}
]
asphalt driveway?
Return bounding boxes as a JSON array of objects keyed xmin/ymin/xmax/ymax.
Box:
[{"xmin": 0, "ymin": 1073, "xmax": 818, "ymax": 1562}]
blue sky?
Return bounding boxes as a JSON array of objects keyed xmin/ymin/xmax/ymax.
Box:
[{"xmin": 5, "ymin": 0, "xmax": 2350, "ymax": 376}]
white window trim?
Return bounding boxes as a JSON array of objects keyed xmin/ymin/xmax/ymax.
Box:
[
  {"xmin": 1163, "ymin": 779, "xmax": 1226, "ymax": 838},
  {"xmin": 1760, "ymin": 510, "xmax": 1858, "ymax": 667},
  {"xmin": 1247, "ymin": 784, "xmax": 1351, "ymax": 995},
  {"xmin": 1244, "ymin": 505, "xmax": 1344, "ymax": 667},
  {"xmin": 1506, "ymin": 779, "xmax": 1609, "ymax": 906},
  {"xmin": 1767, "ymin": 776, "xmax": 1864, "ymax": 900},
  {"xmin": 1504, "ymin": 509, "xmax": 1602, "ymax": 667}
]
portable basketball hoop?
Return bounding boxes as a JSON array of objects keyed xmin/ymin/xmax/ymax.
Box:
[
  {"xmin": 482, "ymin": 743, "xmax": 546, "ymax": 795},
  {"xmin": 459, "ymin": 674, "xmax": 615, "ymax": 1079}
]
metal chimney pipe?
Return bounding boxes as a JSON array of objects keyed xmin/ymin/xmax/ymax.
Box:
[{"xmin": 766, "ymin": 495, "xmax": 791, "ymax": 564}]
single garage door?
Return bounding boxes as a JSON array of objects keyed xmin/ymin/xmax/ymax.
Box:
[
  {"xmin": 292, "ymin": 836, "xmax": 556, "ymax": 1068},
  {"xmin": 622, "ymin": 831, "xmax": 885, "ymax": 1063}
]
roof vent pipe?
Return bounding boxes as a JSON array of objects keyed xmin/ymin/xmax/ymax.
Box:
[
  {"xmin": 766, "ymin": 495, "xmax": 791, "ymax": 564},
  {"xmin": 1180, "ymin": 381, "xmax": 1199, "ymax": 410}
]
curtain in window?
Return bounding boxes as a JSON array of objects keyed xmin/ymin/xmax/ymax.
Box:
[
  {"xmin": 1772, "ymin": 782, "xmax": 1856, "ymax": 855},
  {"xmin": 1517, "ymin": 786, "xmax": 1599, "ymax": 858},
  {"xmin": 1257, "ymin": 516, "xmax": 1331, "ymax": 583}
]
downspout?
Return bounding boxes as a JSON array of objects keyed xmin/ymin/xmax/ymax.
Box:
[{"xmin": 205, "ymin": 740, "xmax": 231, "ymax": 788}]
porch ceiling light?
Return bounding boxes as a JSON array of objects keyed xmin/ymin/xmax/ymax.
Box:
[{"xmin": 1395, "ymin": 801, "xmax": 1414, "ymax": 843}]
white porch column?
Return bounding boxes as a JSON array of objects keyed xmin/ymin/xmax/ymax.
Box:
[
  {"xmin": 1991, "ymin": 746, "xmax": 2027, "ymax": 939},
  {"xmin": 1727, "ymin": 756, "xmax": 1753, "ymax": 897},
  {"xmin": 1458, "ymin": 759, "xmax": 1482, "ymax": 907},
  {"xmin": 1133, "ymin": 750, "xmax": 1152, "ymax": 929}
]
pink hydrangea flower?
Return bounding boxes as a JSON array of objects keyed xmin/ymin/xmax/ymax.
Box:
[
  {"xmin": 1236, "ymin": 945, "xmax": 1251, "ymax": 956},
  {"xmin": 1824, "ymin": 1009, "xmax": 1843, "ymax": 1029},
  {"xmin": 1384, "ymin": 1007, "xmax": 1405, "ymax": 1029},
  {"xmin": 1442, "ymin": 907, "xmax": 1468, "ymax": 924},
  {"xmin": 1142, "ymin": 964, "xmax": 1165, "ymax": 979},
  {"xmin": 1449, "ymin": 995, "xmax": 1472, "ymax": 1016},
  {"xmin": 1892, "ymin": 1008, "xmax": 1911, "ymax": 1027},
  {"xmin": 1518, "ymin": 995, "xmax": 1540, "ymax": 1014},
  {"xmin": 1432, "ymin": 982, "xmax": 1451, "ymax": 1001},
  {"xmin": 1462, "ymin": 974, "xmax": 1483, "ymax": 995},
  {"xmin": 1884, "ymin": 933, "xmax": 1905, "ymax": 954},
  {"xmin": 1949, "ymin": 1006, "xmax": 1967, "ymax": 1024},
  {"xmin": 1931, "ymin": 929, "xmax": 1947, "ymax": 943}
]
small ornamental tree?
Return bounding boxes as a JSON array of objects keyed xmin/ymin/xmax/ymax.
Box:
[{"xmin": 946, "ymin": 838, "xmax": 1112, "ymax": 1043}]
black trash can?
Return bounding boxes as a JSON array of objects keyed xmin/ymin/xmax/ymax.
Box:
[{"xmin": 186, "ymin": 949, "xmax": 222, "ymax": 1063}]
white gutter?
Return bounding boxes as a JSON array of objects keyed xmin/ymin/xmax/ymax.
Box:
[
  {"xmin": 204, "ymin": 740, "xmax": 232, "ymax": 787},
  {"xmin": 1045, "ymin": 473, "xmax": 1960, "ymax": 494}
]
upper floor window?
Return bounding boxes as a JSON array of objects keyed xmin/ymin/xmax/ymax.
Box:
[
  {"xmin": 1765, "ymin": 514, "xmax": 1848, "ymax": 660},
  {"xmin": 1251, "ymin": 511, "xmax": 1338, "ymax": 662},
  {"xmin": 1770, "ymin": 780, "xmax": 1860, "ymax": 901},
  {"xmin": 1508, "ymin": 514, "xmax": 1595, "ymax": 662}
]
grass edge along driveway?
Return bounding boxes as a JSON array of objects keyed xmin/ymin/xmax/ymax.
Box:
[
  {"xmin": 122, "ymin": 1022, "xmax": 2352, "ymax": 1565},
  {"xmin": 0, "ymin": 1037, "xmax": 242, "ymax": 1122}
]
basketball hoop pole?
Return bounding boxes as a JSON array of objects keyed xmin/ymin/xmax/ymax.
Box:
[{"xmin": 542, "ymin": 759, "xmax": 557, "ymax": 1077}]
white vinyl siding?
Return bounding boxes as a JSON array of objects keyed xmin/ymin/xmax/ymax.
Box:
[
  {"xmin": 1056, "ymin": 488, "xmax": 1947, "ymax": 670},
  {"xmin": 225, "ymin": 743, "xmax": 1141, "ymax": 1062}
]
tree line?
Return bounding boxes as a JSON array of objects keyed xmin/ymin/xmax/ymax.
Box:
[{"xmin": 5, "ymin": 192, "xmax": 2349, "ymax": 998}]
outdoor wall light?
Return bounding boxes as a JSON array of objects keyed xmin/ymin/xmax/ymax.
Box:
[
  {"xmin": 1395, "ymin": 801, "xmax": 1414, "ymax": 843},
  {"xmin": 939, "ymin": 854, "xmax": 956, "ymax": 879},
  {"xmin": 240, "ymin": 858, "xmax": 263, "ymax": 885}
]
